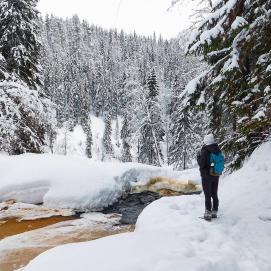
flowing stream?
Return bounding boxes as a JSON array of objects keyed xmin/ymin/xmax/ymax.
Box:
[{"xmin": 0, "ymin": 188, "xmax": 200, "ymax": 271}]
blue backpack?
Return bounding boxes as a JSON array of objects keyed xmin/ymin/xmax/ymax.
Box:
[{"xmin": 210, "ymin": 152, "xmax": 225, "ymax": 176}]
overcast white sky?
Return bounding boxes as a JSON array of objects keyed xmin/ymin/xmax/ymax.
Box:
[{"xmin": 38, "ymin": 0, "xmax": 194, "ymax": 39}]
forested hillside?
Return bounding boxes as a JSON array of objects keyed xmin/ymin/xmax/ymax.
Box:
[
  {"xmin": 0, "ymin": 0, "xmax": 270, "ymax": 171},
  {"xmin": 40, "ymin": 15, "xmax": 204, "ymax": 167}
]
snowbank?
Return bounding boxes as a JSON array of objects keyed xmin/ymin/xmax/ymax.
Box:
[
  {"xmin": 23, "ymin": 141, "xmax": 271, "ymax": 271},
  {"xmin": 0, "ymin": 154, "xmax": 200, "ymax": 211}
]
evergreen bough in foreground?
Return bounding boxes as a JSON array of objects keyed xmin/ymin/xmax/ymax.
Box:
[{"xmin": 183, "ymin": 0, "xmax": 271, "ymax": 169}]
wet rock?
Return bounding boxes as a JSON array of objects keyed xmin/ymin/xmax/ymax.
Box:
[
  {"xmin": 132, "ymin": 177, "xmax": 202, "ymax": 195},
  {"xmin": 0, "ymin": 201, "xmax": 75, "ymax": 221},
  {"xmin": 102, "ymin": 191, "xmax": 161, "ymax": 225}
]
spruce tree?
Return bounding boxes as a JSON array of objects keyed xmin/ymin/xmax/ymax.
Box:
[
  {"xmin": 0, "ymin": 0, "xmax": 55, "ymax": 154},
  {"xmin": 139, "ymin": 70, "xmax": 164, "ymax": 166},
  {"xmin": 0, "ymin": 0, "xmax": 42, "ymax": 88},
  {"xmin": 169, "ymin": 108, "xmax": 192, "ymax": 170},
  {"xmin": 1, "ymin": 83, "xmax": 49, "ymax": 154},
  {"xmin": 102, "ymin": 113, "xmax": 113, "ymax": 160},
  {"xmin": 184, "ymin": 0, "xmax": 271, "ymax": 168},
  {"xmin": 121, "ymin": 116, "xmax": 132, "ymax": 162},
  {"xmin": 81, "ymin": 116, "xmax": 93, "ymax": 159}
]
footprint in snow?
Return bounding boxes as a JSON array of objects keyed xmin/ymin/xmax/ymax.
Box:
[{"xmin": 169, "ymin": 203, "xmax": 180, "ymax": 210}]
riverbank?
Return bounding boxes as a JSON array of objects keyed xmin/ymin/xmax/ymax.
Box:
[
  {"xmin": 0, "ymin": 211, "xmax": 134, "ymax": 271},
  {"xmin": 0, "ymin": 185, "xmax": 200, "ymax": 271},
  {"xmin": 22, "ymin": 141, "xmax": 271, "ymax": 271},
  {"xmin": 0, "ymin": 155, "xmax": 202, "ymax": 271}
]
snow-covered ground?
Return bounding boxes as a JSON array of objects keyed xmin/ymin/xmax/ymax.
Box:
[
  {"xmin": 22, "ymin": 141, "xmax": 271, "ymax": 271},
  {"xmin": 53, "ymin": 116, "xmax": 123, "ymax": 161},
  {"xmin": 54, "ymin": 125, "xmax": 87, "ymax": 157},
  {"xmin": 0, "ymin": 154, "xmax": 200, "ymax": 211}
]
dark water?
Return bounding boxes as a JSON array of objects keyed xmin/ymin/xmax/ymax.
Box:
[{"xmin": 102, "ymin": 192, "xmax": 161, "ymax": 224}]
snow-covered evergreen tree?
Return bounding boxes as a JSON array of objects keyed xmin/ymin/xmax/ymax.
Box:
[
  {"xmin": 184, "ymin": 0, "xmax": 271, "ymax": 168},
  {"xmin": 0, "ymin": 0, "xmax": 42, "ymax": 88},
  {"xmin": 81, "ymin": 116, "xmax": 93, "ymax": 158},
  {"xmin": 120, "ymin": 116, "xmax": 132, "ymax": 162},
  {"xmin": 0, "ymin": 53, "xmax": 7, "ymax": 81},
  {"xmin": 168, "ymin": 56, "xmax": 207, "ymax": 169},
  {"xmin": 169, "ymin": 108, "xmax": 193, "ymax": 170},
  {"xmin": 169, "ymin": 106, "xmax": 208, "ymax": 169},
  {"xmin": 169, "ymin": 0, "xmax": 214, "ymax": 38},
  {"xmin": 0, "ymin": 0, "xmax": 55, "ymax": 154},
  {"xmin": 102, "ymin": 113, "xmax": 113, "ymax": 161},
  {"xmin": 139, "ymin": 70, "xmax": 165, "ymax": 166},
  {"xmin": 0, "ymin": 81, "xmax": 54, "ymax": 154}
]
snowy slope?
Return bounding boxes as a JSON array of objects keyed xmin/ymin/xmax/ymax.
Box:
[
  {"xmin": 23, "ymin": 141, "xmax": 271, "ymax": 271},
  {"xmin": 0, "ymin": 154, "xmax": 200, "ymax": 211},
  {"xmin": 54, "ymin": 125, "xmax": 87, "ymax": 156},
  {"xmin": 53, "ymin": 116, "xmax": 123, "ymax": 161},
  {"xmin": 91, "ymin": 116, "xmax": 105, "ymax": 161}
]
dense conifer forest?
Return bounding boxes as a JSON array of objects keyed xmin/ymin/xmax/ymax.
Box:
[{"xmin": 0, "ymin": 0, "xmax": 270, "ymax": 170}]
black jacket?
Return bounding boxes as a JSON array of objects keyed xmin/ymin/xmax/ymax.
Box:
[{"xmin": 197, "ymin": 143, "xmax": 221, "ymax": 178}]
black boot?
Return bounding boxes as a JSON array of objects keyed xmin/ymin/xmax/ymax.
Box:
[
  {"xmin": 204, "ymin": 210, "xmax": 212, "ymax": 221},
  {"xmin": 211, "ymin": 210, "xmax": 218, "ymax": 219}
]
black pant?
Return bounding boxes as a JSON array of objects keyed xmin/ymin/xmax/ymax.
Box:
[{"xmin": 202, "ymin": 176, "xmax": 219, "ymax": 212}]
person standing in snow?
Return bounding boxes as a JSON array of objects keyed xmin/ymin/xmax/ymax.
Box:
[{"xmin": 197, "ymin": 134, "xmax": 224, "ymax": 221}]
